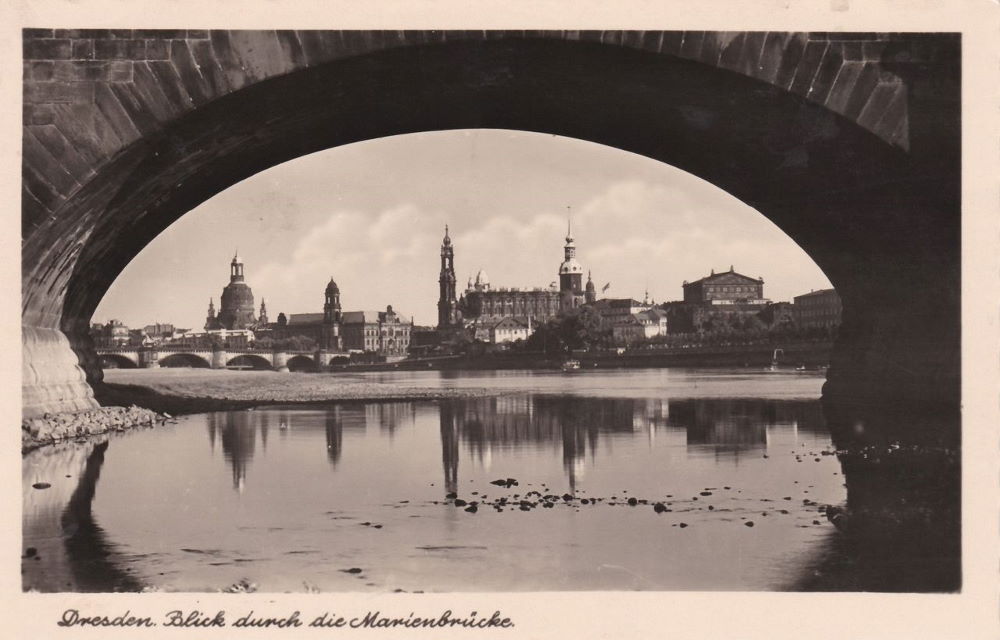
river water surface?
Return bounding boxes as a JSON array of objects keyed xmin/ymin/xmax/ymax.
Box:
[{"xmin": 23, "ymin": 368, "xmax": 844, "ymax": 592}]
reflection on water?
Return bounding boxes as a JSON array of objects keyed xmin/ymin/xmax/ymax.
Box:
[
  {"xmin": 204, "ymin": 397, "xmax": 830, "ymax": 494},
  {"xmin": 22, "ymin": 438, "xmax": 142, "ymax": 592},
  {"xmin": 24, "ymin": 374, "xmax": 847, "ymax": 593}
]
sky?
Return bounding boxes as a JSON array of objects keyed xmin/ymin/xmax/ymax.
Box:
[{"xmin": 94, "ymin": 129, "xmax": 832, "ymax": 330}]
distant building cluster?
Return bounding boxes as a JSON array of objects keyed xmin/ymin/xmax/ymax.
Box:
[
  {"xmin": 793, "ymin": 288, "xmax": 842, "ymax": 329},
  {"xmin": 436, "ymin": 223, "xmax": 595, "ymax": 343},
  {"xmin": 96, "ymin": 225, "xmax": 842, "ymax": 358},
  {"xmin": 196, "ymin": 253, "xmax": 411, "ymax": 358}
]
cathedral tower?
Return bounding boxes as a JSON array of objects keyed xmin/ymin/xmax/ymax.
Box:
[
  {"xmin": 322, "ymin": 278, "xmax": 342, "ymax": 350},
  {"xmin": 558, "ymin": 221, "xmax": 585, "ymax": 312},
  {"xmin": 437, "ymin": 225, "xmax": 459, "ymax": 329}
]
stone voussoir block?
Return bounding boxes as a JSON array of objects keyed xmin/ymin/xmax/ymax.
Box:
[
  {"xmin": 24, "ymin": 81, "xmax": 95, "ymax": 105},
  {"xmin": 26, "ymin": 61, "xmax": 54, "ymax": 81},
  {"xmin": 24, "ymin": 28, "xmax": 55, "ymax": 39},
  {"xmin": 93, "ymin": 38, "xmax": 146, "ymax": 60},
  {"xmin": 71, "ymin": 39, "xmax": 95, "ymax": 60},
  {"xmin": 52, "ymin": 61, "xmax": 121, "ymax": 82},
  {"xmin": 24, "ymin": 38, "xmax": 72, "ymax": 60}
]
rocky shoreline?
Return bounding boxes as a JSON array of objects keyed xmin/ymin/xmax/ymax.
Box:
[{"xmin": 22, "ymin": 405, "xmax": 171, "ymax": 454}]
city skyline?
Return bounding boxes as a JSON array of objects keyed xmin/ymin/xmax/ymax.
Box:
[{"xmin": 94, "ymin": 129, "xmax": 833, "ymax": 329}]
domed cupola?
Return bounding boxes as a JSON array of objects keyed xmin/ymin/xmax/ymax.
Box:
[{"xmin": 475, "ymin": 268, "xmax": 490, "ymax": 290}]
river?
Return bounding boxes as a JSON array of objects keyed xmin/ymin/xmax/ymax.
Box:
[{"xmin": 23, "ymin": 368, "xmax": 844, "ymax": 592}]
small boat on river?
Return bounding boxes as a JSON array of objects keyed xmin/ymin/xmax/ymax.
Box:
[{"xmin": 561, "ymin": 359, "xmax": 582, "ymax": 372}]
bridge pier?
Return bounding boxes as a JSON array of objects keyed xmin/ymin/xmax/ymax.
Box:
[
  {"xmin": 211, "ymin": 350, "xmax": 228, "ymax": 369},
  {"xmin": 272, "ymin": 351, "xmax": 290, "ymax": 373},
  {"xmin": 314, "ymin": 349, "xmax": 332, "ymax": 372},
  {"xmin": 138, "ymin": 347, "xmax": 159, "ymax": 369},
  {"xmin": 22, "ymin": 326, "xmax": 97, "ymax": 419}
]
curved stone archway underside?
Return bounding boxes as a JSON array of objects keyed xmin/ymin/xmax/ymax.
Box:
[
  {"xmin": 21, "ymin": 32, "xmax": 960, "ymax": 449},
  {"xmin": 158, "ymin": 353, "xmax": 211, "ymax": 369}
]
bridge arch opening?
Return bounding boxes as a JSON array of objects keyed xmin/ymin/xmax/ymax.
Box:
[
  {"xmin": 159, "ymin": 353, "xmax": 212, "ymax": 369},
  {"xmin": 22, "ymin": 35, "xmax": 959, "ymax": 447},
  {"xmin": 286, "ymin": 355, "xmax": 317, "ymax": 373},
  {"xmin": 227, "ymin": 354, "xmax": 273, "ymax": 370},
  {"xmin": 98, "ymin": 354, "xmax": 138, "ymax": 369}
]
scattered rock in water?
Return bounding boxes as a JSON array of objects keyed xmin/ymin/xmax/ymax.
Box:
[
  {"xmin": 782, "ymin": 497, "xmax": 792, "ymax": 501},
  {"xmin": 745, "ymin": 521, "xmax": 755, "ymax": 527},
  {"xmin": 464, "ymin": 505, "xmax": 478, "ymax": 513},
  {"xmin": 341, "ymin": 568, "xmax": 363, "ymax": 574},
  {"xmin": 373, "ymin": 525, "xmax": 383, "ymax": 529},
  {"xmin": 812, "ymin": 520, "xmax": 821, "ymax": 525},
  {"xmin": 779, "ymin": 510, "xmax": 789, "ymax": 514},
  {"xmin": 222, "ymin": 578, "xmax": 258, "ymax": 593},
  {"xmin": 679, "ymin": 523, "xmax": 688, "ymax": 528},
  {"xmin": 708, "ymin": 505, "xmax": 714, "ymax": 511},
  {"xmin": 453, "ymin": 499, "xmax": 468, "ymax": 507},
  {"xmin": 627, "ymin": 497, "xmax": 638, "ymax": 506},
  {"xmin": 445, "ymin": 492, "xmax": 457, "ymax": 499},
  {"xmin": 699, "ymin": 491, "xmax": 712, "ymax": 496},
  {"xmin": 562, "ymin": 493, "xmax": 573, "ymax": 502},
  {"xmin": 580, "ymin": 499, "xmax": 590, "ymax": 505},
  {"xmin": 24, "ymin": 547, "xmax": 37, "ymax": 558},
  {"xmin": 31, "ymin": 482, "xmax": 51, "ymax": 490},
  {"xmin": 653, "ymin": 503, "xmax": 667, "ymax": 514}
]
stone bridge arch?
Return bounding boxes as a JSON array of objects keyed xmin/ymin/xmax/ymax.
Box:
[
  {"xmin": 21, "ymin": 30, "xmax": 960, "ymax": 447},
  {"xmin": 286, "ymin": 355, "xmax": 317, "ymax": 372},
  {"xmin": 158, "ymin": 352, "xmax": 211, "ymax": 368},
  {"xmin": 98, "ymin": 353, "xmax": 138, "ymax": 369},
  {"xmin": 226, "ymin": 354, "xmax": 273, "ymax": 370}
]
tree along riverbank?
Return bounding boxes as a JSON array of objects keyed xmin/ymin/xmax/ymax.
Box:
[{"xmin": 347, "ymin": 341, "xmax": 833, "ymax": 372}]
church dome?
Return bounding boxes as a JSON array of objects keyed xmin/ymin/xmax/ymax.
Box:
[
  {"xmin": 475, "ymin": 269, "xmax": 490, "ymax": 287},
  {"xmin": 326, "ymin": 277, "xmax": 339, "ymax": 293}
]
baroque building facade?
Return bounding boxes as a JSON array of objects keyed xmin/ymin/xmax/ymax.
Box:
[
  {"xmin": 271, "ymin": 278, "xmax": 410, "ymax": 356},
  {"xmin": 205, "ymin": 253, "xmax": 261, "ymax": 331},
  {"xmin": 682, "ymin": 266, "xmax": 768, "ymax": 306},
  {"xmin": 438, "ymin": 223, "xmax": 595, "ymax": 343}
]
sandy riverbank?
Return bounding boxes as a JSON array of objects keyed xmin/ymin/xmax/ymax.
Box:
[{"xmin": 97, "ymin": 368, "xmax": 505, "ymax": 414}]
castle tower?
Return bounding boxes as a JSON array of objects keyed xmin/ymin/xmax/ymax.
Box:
[
  {"xmin": 558, "ymin": 220, "xmax": 585, "ymax": 312},
  {"xmin": 216, "ymin": 252, "xmax": 257, "ymax": 330},
  {"xmin": 585, "ymin": 271, "xmax": 597, "ymax": 304},
  {"xmin": 258, "ymin": 299, "xmax": 269, "ymax": 326},
  {"xmin": 437, "ymin": 225, "xmax": 459, "ymax": 329},
  {"xmin": 322, "ymin": 278, "xmax": 342, "ymax": 350}
]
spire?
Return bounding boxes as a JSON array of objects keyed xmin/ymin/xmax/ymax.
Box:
[
  {"xmin": 442, "ymin": 223, "xmax": 452, "ymax": 246},
  {"xmin": 565, "ymin": 207, "xmax": 574, "ymax": 244}
]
